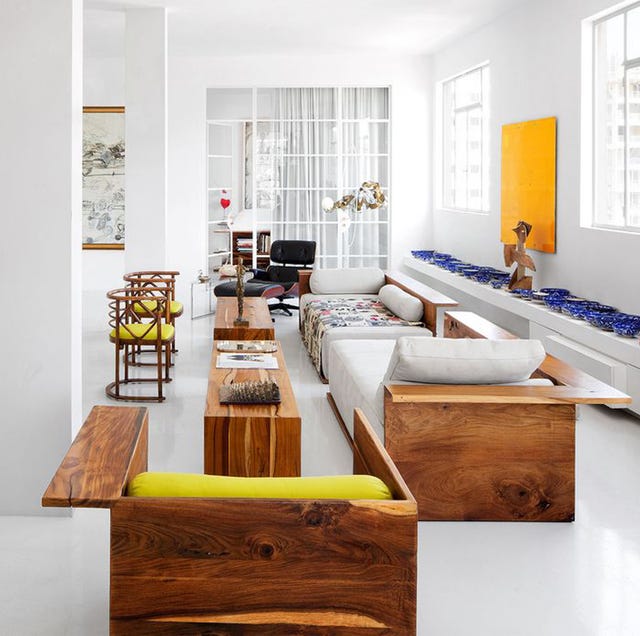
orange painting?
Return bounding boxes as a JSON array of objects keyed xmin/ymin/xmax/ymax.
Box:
[{"xmin": 500, "ymin": 116, "xmax": 556, "ymax": 253}]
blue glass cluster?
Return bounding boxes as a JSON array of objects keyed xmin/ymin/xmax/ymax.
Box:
[
  {"xmin": 411, "ymin": 250, "xmax": 511, "ymax": 287},
  {"xmin": 411, "ymin": 250, "xmax": 640, "ymax": 337}
]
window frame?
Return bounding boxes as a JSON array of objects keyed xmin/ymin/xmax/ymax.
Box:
[
  {"xmin": 437, "ymin": 62, "xmax": 490, "ymax": 214},
  {"xmin": 585, "ymin": 1, "xmax": 640, "ymax": 234}
]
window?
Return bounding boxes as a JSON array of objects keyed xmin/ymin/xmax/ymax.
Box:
[
  {"xmin": 441, "ymin": 64, "xmax": 489, "ymax": 212},
  {"xmin": 592, "ymin": 2, "xmax": 640, "ymax": 230}
]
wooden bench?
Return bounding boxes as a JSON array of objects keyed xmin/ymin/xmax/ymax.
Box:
[
  {"xmin": 43, "ymin": 405, "xmax": 417, "ymax": 635},
  {"xmin": 381, "ymin": 311, "xmax": 631, "ymax": 521}
]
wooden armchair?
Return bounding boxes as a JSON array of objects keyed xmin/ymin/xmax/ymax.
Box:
[
  {"xmin": 43, "ymin": 406, "xmax": 417, "ymax": 635},
  {"xmin": 124, "ymin": 270, "xmax": 182, "ymax": 361},
  {"xmin": 106, "ymin": 288, "xmax": 174, "ymax": 402},
  {"xmin": 381, "ymin": 311, "xmax": 631, "ymax": 521}
]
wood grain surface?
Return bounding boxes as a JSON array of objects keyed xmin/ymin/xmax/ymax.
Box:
[
  {"xmin": 204, "ymin": 342, "xmax": 301, "ymax": 476},
  {"xmin": 214, "ymin": 297, "xmax": 276, "ymax": 341},
  {"xmin": 42, "ymin": 405, "xmax": 148, "ymax": 508},
  {"xmin": 109, "ymin": 493, "xmax": 416, "ymax": 634},
  {"xmin": 384, "ymin": 390, "xmax": 576, "ymax": 521}
]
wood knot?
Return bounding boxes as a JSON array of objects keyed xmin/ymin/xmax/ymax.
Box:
[
  {"xmin": 248, "ymin": 535, "xmax": 282, "ymax": 560},
  {"xmin": 258, "ymin": 543, "xmax": 275, "ymax": 558}
]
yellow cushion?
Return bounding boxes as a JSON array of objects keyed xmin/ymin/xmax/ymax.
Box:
[
  {"xmin": 133, "ymin": 300, "xmax": 183, "ymax": 315},
  {"xmin": 127, "ymin": 472, "xmax": 393, "ymax": 500},
  {"xmin": 109, "ymin": 324, "xmax": 175, "ymax": 342}
]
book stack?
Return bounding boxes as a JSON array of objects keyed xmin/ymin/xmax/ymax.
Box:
[
  {"xmin": 257, "ymin": 233, "xmax": 271, "ymax": 254},
  {"xmin": 236, "ymin": 237, "xmax": 253, "ymax": 254}
]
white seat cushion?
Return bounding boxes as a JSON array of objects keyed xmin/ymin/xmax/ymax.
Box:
[
  {"xmin": 385, "ymin": 337, "xmax": 546, "ymax": 384},
  {"xmin": 309, "ymin": 267, "xmax": 385, "ymax": 295},
  {"xmin": 321, "ymin": 325, "xmax": 429, "ymax": 379},
  {"xmin": 328, "ymin": 339, "xmax": 395, "ymax": 442}
]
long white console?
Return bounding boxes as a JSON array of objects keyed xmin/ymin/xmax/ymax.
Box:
[{"xmin": 404, "ymin": 255, "xmax": 640, "ymax": 415}]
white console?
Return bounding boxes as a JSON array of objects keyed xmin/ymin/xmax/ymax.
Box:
[{"xmin": 404, "ymin": 256, "xmax": 640, "ymax": 415}]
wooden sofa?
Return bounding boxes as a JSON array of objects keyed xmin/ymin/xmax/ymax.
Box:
[
  {"xmin": 327, "ymin": 310, "xmax": 631, "ymax": 522},
  {"xmin": 298, "ymin": 269, "xmax": 458, "ymax": 380},
  {"xmin": 43, "ymin": 405, "xmax": 417, "ymax": 635}
]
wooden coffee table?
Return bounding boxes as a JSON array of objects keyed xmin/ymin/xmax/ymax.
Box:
[
  {"xmin": 214, "ymin": 297, "xmax": 275, "ymax": 341},
  {"xmin": 204, "ymin": 341, "xmax": 301, "ymax": 477}
]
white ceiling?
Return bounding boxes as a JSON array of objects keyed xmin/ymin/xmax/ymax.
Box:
[{"xmin": 84, "ymin": 0, "xmax": 527, "ymax": 58}]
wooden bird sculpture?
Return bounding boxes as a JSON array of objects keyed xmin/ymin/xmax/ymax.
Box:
[{"xmin": 504, "ymin": 220, "xmax": 536, "ymax": 290}]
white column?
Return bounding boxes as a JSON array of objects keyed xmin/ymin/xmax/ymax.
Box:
[
  {"xmin": 0, "ymin": 0, "xmax": 83, "ymax": 515},
  {"xmin": 125, "ymin": 8, "xmax": 168, "ymax": 271}
]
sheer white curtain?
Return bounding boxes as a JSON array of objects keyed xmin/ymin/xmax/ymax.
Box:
[{"xmin": 267, "ymin": 87, "xmax": 389, "ymax": 268}]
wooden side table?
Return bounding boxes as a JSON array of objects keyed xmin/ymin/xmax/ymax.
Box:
[
  {"xmin": 204, "ymin": 341, "xmax": 301, "ymax": 477},
  {"xmin": 213, "ymin": 297, "xmax": 275, "ymax": 340}
]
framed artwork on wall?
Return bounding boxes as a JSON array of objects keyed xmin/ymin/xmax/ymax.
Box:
[
  {"xmin": 82, "ymin": 106, "xmax": 125, "ymax": 250},
  {"xmin": 501, "ymin": 116, "xmax": 557, "ymax": 253}
]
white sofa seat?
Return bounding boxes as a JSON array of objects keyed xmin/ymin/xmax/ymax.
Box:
[
  {"xmin": 329, "ymin": 340, "xmax": 395, "ymax": 442},
  {"xmin": 328, "ymin": 338, "xmax": 554, "ymax": 444}
]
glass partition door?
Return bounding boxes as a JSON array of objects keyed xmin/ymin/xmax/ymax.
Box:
[{"xmin": 206, "ymin": 87, "xmax": 390, "ymax": 271}]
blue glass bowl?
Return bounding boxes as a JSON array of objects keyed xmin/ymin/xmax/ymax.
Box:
[
  {"xmin": 545, "ymin": 294, "xmax": 576, "ymax": 311},
  {"xmin": 584, "ymin": 311, "xmax": 621, "ymax": 331},
  {"xmin": 473, "ymin": 273, "xmax": 493, "ymax": 284},
  {"xmin": 540, "ymin": 288, "xmax": 571, "ymax": 296},
  {"xmin": 491, "ymin": 280, "xmax": 507, "ymax": 289},
  {"xmin": 563, "ymin": 300, "xmax": 602, "ymax": 319},
  {"xmin": 518, "ymin": 289, "xmax": 535, "ymax": 300},
  {"xmin": 612, "ymin": 316, "xmax": 640, "ymax": 337},
  {"xmin": 411, "ymin": 250, "xmax": 436, "ymax": 261}
]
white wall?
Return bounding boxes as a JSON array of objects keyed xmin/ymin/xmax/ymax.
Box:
[
  {"xmin": 430, "ymin": 0, "xmax": 640, "ymax": 315},
  {"xmin": 1, "ymin": 0, "xmax": 82, "ymax": 515},
  {"xmin": 168, "ymin": 54, "xmax": 432, "ymax": 307},
  {"xmin": 83, "ymin": 54, "xmax": 126, "ymax": 330}
]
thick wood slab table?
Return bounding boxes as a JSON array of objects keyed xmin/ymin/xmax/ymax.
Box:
[
  {"xmin": 204, "ymin": 340, "xmax": 301, "ymax": 477},
  {"xmin": 214, "ymin": 296, "xmax": 276, "ymax": 341}
]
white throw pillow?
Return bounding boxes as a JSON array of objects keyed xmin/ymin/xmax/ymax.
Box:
[
  {"xmin": 309, "ymin": 267, "xmax": 386, "ymax": 295},
  {"xmin": 378, "ymin": 284, "xmax": 423, "ymax": 322},
  {"xmin": 384, "ymin": 337, "xmax": 545, "ymax": 385}
]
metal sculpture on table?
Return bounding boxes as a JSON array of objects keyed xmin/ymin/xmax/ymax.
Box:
[
  {"xmin": 504, "ymin": 220, "xmax": 536, "ymax": 290},
  {"xmin": 233, "ymin": 257, "xmax": 250, "ymax": 327}
]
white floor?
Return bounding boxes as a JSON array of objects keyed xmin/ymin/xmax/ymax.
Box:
[{"xmin": 1, "ymin": 310, "xmax": 640, "ymax": 635}]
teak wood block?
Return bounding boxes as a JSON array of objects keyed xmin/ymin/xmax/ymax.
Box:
[
  {"xmin": 384, "ymin": 390, "xmax": 576, "ymax": 521},
  {"xmin": 214, "ymin": 297, "xmax": 275, "ymax": 341},
  {"xmin": 204, "ymin": 342, "xmax": 301, "ymax": 477},
  {"xmin": 42, "ymin": 405, "xmax": 148, "ymax": 508}
]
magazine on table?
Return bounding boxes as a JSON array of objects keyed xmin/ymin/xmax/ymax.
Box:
[{"xmin": 216, "ymin": 353, "xmax": 279, "ymax": 369}]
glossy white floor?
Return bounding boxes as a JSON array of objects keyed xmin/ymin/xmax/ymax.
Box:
[{"xmin": 2, "ymin": 308, "xmax": 640, "ymax": 635}]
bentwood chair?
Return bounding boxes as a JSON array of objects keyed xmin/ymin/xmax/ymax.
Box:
[
  {"xmin": 106, "ymin": 287, "xmax": 175, "ymax": 402},
  {"xmin": 123, "ymin": 270, "xmax": 183, "ymax": 364}
]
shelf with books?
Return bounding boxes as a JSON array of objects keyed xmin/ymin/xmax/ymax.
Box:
[{"xmin": 231, "ymin": 230, "xmax": 271, "ymax": 268}]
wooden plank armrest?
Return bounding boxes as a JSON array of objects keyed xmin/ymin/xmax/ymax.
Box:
[
  {"xmin": 42, "ymin": 405, "xmax": 148, "ymax": 508},
  {"xmin": 298, "ymin": 270, "xmax": 312, "ymax": 298},
  {"xmin": 444, "ymin": 310, "xmax": 518, "ymax": 340},
  {"xmin": 352, "ymin": 409, "xmax": 415, "ymax": 504},
  {"xmin": 385, "ymin": 383, "xmax": 631, "ymax": 405},
  {"xmin": 536, "ymin": 354, "xmax": 631, "ymax": 404},
  {"xmin": 384, "ymin": 270, "xmax": 457, "ymax": 335}
]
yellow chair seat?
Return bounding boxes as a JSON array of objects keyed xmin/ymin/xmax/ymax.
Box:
[
  {"xmin": 127, "ymin": 472, "xmax": 393, "ymax": 500},
  {"xmin": 133, "ymin": 300, "xmax": 183, "ymax": 316},
  {"xmin": 109, "ymin": 324, "xmax": 175, "ymax": 342}
]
